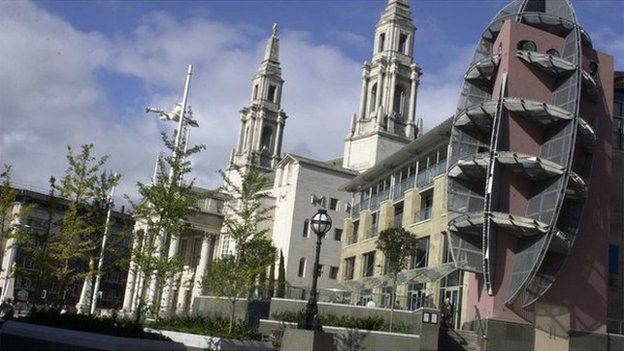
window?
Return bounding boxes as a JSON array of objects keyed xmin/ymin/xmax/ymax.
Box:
[
  {"xmin": 369, "ymin": 83, "xmax": 377, "ymax": 112},
  {"xmin": 378, "ymin": 33, "xmax": 386, "ymax": 52},
  {"xmin": 589, "ymin": 62, "xmax": 599, "ymax": 76},
  {"xmin": 398, "ymin": 33, "xmax": 408, "ymax": 54},
  {"xmin": 298, "ymin": 258, "xmax": 306, "ymax": 277},
  {"xmin": 546, "ymin": 48, "xmax": 560, "ymax": 57},
  {"xmin": 362, "ymin": 251, "xmax": 376, "ymax": 277},
  {"xmin": 316, "ymin": 264, "xmax": 324, "ymax": 278},
  {"xmin": 253, "ymin": 84, "xmax": 259, "ymax": 99},
  {"xmin": 260, "ymin": 127, "xmax": 272, "ymax": 149},
  {"xmin": 329, "ymin": 266, "xmax": 339, "ymax": 280},
  {"xmin": 517, "ymin": 40, "xmax": 537, "ymax": 52},
  {"xmin": 609, "ymin": 245, "xmax": 619, "ymax": 275},
  {"xmin": 393, "ymin": 203, "xmax": 404, "ymax": 228},
  {"xmin": 268, "ymin": 85, "xmax": 277, "ymax": 102},
  {"xmin": 334, "ymin": 228, "xmax": 343, "ymax": 241},
  {"xmin": 349, "ymin": 221, "xmax": 359, "ymax": 245},
  {"xmin": 408, "ymin": 283, "xmax": 426, "ymax": 310},
  {"xmin": 344, "ymin": 257, "xmax": 355, "ymax": 280},
  {"xmin": 417, "ymin": 190, "xmax": 433, "ymax": 222},
  {"xmin": 410, "ymin": 237, "xmax": 430, "ymax": 269},
  {"xmin": 393, "ymin": 85, "xmax": 406, "ymax": 115},
  {"xmin": 329, "ymin": 198, "xmax": 339, "ymax": 211},
  {"xmin": 381, "ymin": 286, "xmax": 394, "ymax": 308},
  {"xmin": 303, "ymin": 219, "xmax": 309, "ymax": 237}
]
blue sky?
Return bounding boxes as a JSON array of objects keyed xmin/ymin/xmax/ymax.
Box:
[{"xmin": 1, "ymin": 0, "xmax": 622, "ymax": 199}]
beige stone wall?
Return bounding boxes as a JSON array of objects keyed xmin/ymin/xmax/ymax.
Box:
[{"xmin": 338, "ymin": 173, "xmax": 451, "ymax": 309}]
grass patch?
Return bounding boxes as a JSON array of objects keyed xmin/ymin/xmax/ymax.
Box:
[
  {"xmin": 147, "ymin": 315, "xmax": 262, "ymax": 341},
  {"xmin": 16, "ymin": 309, "xmax": 169, "ymax": 340},
  {"xmin": 271, "ymin": 310, "xmax": 409, "ymax": 333}
]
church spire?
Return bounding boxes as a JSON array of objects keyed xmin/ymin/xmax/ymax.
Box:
[
  {"xmin": 342, "ymin": 0, "xmax": 421, "ymax": 172},
  {"xmin": 229, "ymin": 24, "xmax": 287, "ymax": 172},
  {"xmin": 262, "ymin": 23, "xmax": 279, "ymax": 63}
]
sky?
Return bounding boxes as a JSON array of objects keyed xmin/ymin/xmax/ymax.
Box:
[{"xmin": 1, "ymin": 0, "xmax": 622, "ymax": 203}]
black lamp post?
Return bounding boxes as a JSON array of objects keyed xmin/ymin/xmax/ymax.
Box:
[{"xmin": 298, "ymin": 209, "xmax": 332, "ymax": 331}]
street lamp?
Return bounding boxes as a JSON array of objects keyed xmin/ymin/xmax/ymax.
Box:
[{"xmin": 298, "ymin": 209, "xmax": 332, "ymax": 331}]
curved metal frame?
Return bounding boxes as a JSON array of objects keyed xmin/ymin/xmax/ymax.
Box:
[{"xmin": 446, "ymin": 0, "xmax": 595, "ymax": 308}]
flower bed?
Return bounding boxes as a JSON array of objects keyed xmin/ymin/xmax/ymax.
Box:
[
  {"xmin": 147, "ymin": 315, "xmax": 262, "ymax": 341},
  {"xmin": 270, "ymin": 310, "xmax": 409, "ymax": 332}
]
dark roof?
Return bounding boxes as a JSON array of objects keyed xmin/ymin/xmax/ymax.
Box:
[
  {"xmin": 343, "ymin": 117, "xmax": 453, "ymax": 192},
  {"xmin": 280, "ymin": 154, "xmax": 358, "ymax": 177}
]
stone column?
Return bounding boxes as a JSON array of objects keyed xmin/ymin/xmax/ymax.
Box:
[
  {"xmin": 388, "ymin": 62, "xmax": 397, "ymax": 115},
  {"xmin": 235, "ymin": 111, "xmax": 246, "ymax": 152},
  {"xmin": 379, "ymin": 201, "xmax": 395, "ymax": 231},
  {"xmin": 76, "ymin": 260, "xmax": 94, "ymax": 313},
  {"xmin": 403, "ymin": 188, "xmax": 421, "ymax": 227},
  {"xmin": 358, "ymin": 63, "xmax": 370, "ymax": 119},
  {"xmin": 161, "ymin": 232, "xmax": 182, "ymax": 314},
  {"xmin": 273, "ymin": 114, "xmax": 285, "ymax": 158},
  {"xmin": 406, "ymin": 65, "xmax": 420, "ymax": 139},
  {"xmin": 375, "ymin": 70, "xmax": 384, "ymax": 112},
  {"xmin": 122, "ymin": 231, "xmax": 142, "ymax": 312},
  {"xmin": 0, "ymin": 204, "xmax": 22, "ymax": 302},
  {"xmin": 191, "ymin": 234, "xmax": 215, "ymax": 300}
]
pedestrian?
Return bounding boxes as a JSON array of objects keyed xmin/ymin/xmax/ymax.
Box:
[
  {"xmin": 0, "ymin": 298, "xmax": 15, "ymax": 320},
  {"xmin": 366, "ymin": 299, "xmax": 376, "ymax": 308},
  {"xmin": 441, "ymin": 297, "xmax": 454, "ymax": 329}
]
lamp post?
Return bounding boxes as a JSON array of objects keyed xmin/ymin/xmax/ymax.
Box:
[{"xmin": 298, "ymin": 209, "xmax": 332, "ymax": 331}]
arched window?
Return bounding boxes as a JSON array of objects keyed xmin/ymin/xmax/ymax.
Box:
[
  {"xmin": 378, "ymin": 33, "xmax": 386, "ymax": 53},
  {"xmin": 369, "ymin": 83, "xmax": 378, "ymax": 112},
  {"xmin": 298, "ymin": 258, "xmax": 306, "ymax": 277},
  {"xmin": 393, "ymin": 85, "xmax": 406, "ymax": 115},
  {"xmin": 260, "ymin": 126, "xmax": 272, "ymax": 149},
  {"xmin": 398, "ymin": 33, "xmax": 408, "ymax": 54}
]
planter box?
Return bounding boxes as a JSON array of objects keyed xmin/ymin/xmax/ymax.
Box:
[
  {"xmin": 147, "ymin": 328, "xmax": 275, "ymax": 351},
  {"xmin": 0, "ymin": 321, "xmax": 186, "ymax": 351},
  {"xmin": 259, "ymin": 319, "xmax": 421, "ymax": 351}
]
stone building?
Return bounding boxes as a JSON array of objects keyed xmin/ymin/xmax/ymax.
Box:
[
  {"xmin": 121, "ymin": 188, "xmax": 225, "ymax": 315},
  {"xmin": 0, "ymin": 185, "xmax": 133, "ymax": 309}
]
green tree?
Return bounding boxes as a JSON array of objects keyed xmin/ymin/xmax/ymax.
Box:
[
  {"xmin": 376, "ymin": 227, "xmax": 419, "ymax": 332},
  {"xmin": 276, "ymin": 249, "xmax": 286, "ymax": 298},
  {"xmin": 50, "ymin": 144, "xmax": 119, "ymax": 304},
  {"xmin": 128, "ymin": 130, "xmax": 205, "ymax": 321},
  {"xmin": 0, "ymin": 166, "xmax": 21, "ymax": 244},
  {"xmin": 267, "ymin": 261, "xmax": 275, "ymax": 298},
  {"xmin": 14, "ymin": 177, "xmax": 58, "ymax": 304},
  {"xmin": 203, "ymin": 166, "xmax": 275, "ymax": 333}
]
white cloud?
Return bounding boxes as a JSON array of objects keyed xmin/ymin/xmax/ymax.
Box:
[{"xmin": 0, "ymin": 2, "xmax": 361, "ymax": 203}]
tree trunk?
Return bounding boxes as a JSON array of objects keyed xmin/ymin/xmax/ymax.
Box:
[
  {"xmin": 229, "ymin": 299, "xmax": 237, "ymax": 334},
  {"xmin": 389, "ymin": 277, "xmax": 397, "ymax": 332}
]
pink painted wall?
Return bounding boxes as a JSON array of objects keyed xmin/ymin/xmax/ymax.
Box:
[{"xmin": 466, "ymin": 19, "xmax": 615, "ymax": 333}]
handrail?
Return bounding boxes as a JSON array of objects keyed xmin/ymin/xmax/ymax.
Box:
[{"xmin": 473, "ymin": 305, "xmax": 487, "ymax": 351}]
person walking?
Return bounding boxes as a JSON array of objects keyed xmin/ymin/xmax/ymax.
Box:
[
  {"xmin": 441, "ymin": 297, "xmax": 454, "ymax": 329},
  {"xmin": 0, "ymin": 298, "xmax": 15, "ymax": 320}
]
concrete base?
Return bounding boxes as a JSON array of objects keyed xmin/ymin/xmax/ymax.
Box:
[{"xmin": 280, "ymin": 328, "xmax": 334, "ymax": 351}]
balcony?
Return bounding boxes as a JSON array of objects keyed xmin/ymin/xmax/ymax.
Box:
[
  {"xmin": 417, "ymin": 207, "xmax": 433, "ymax": 222},
  {"xmin": 365, "ymin": 225, "xmax": 379, "ymax": 239},
  {"xmin": 392, "ymin": 214, "xmax": 403, "ymax": 228},
  {"xmin": 416, "ymin": 162, "xmax": 446, "ymax": 188}
]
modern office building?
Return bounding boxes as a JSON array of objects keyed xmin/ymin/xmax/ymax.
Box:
[{"xmin": 446, "ymin": 0, "xmax": 614, "ymax": 349}]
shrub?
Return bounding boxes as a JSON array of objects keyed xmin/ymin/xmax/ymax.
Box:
[
  {"xmin": 270, "ymin": 310, "xmax": 409, "ymax": 333},
  {"xmin": 147, "ymin": 315, "xmax": 262, "ymax": 341},
  {"xmin": 17, "ymin": 309, "xmax": 169, "ymax": 340}
]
